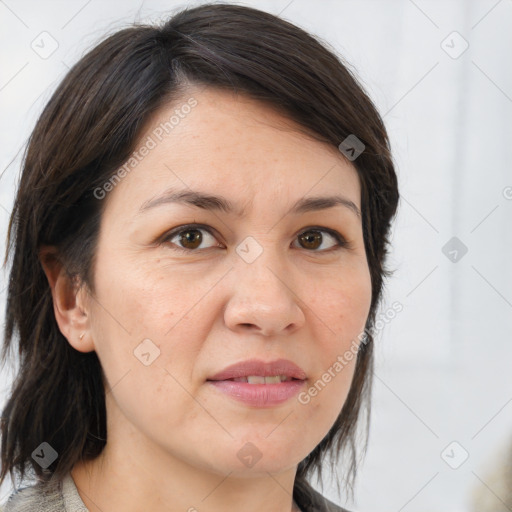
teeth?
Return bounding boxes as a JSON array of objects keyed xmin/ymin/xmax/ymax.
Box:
[{"xmin": 232, "ymin": 375, "xmax": 291, "ymax": 384}]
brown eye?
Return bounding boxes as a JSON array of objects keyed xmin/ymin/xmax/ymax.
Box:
[
  {"xmin": 164, "ymin": 225, "xmax": 220, "ymax": 253},
  {"xmin": 179, "ymin": 229, "xmax": 203, "ymax": 250},
  {"xmin": 295, "ymin": 228, "xmax": 347, "ymax": 252},
  {"xmin": 162, "ymin": 224, "xmax": 348, "ymax": 254},
  {"xmin": 298, "ymin": 230, "xmax": 322, "ymax": 250}
]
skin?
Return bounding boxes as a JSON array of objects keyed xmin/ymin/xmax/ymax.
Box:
[{"xmin": 41, "ymin": 86, "xmax": 372, "ymax": 512}]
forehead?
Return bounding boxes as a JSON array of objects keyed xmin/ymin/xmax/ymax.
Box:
[{"xmin": 103, "ymin": 86, "xmax": 361, "ymax": 219}]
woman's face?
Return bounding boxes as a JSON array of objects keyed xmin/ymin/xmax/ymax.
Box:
[{"xmin": 80, "ymin": 86, "xmax": 372, "ymax": 477}]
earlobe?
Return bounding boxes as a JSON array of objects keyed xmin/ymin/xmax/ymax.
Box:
[{"xmin": 39, "ymin": 246, "xmax": 95, "ymax": 353}]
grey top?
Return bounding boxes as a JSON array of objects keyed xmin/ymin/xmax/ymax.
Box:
[
  {"xmin": 0, "ymin": 472, "xmax": 351, "ymax": 512},
  {"xmin": 1, "ymin": 473, "xmax": 88, "ymax": 512}
]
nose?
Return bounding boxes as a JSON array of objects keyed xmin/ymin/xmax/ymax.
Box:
[{"xmin": 223, "ymin": 250, "xmax": 306, "ymax": 337}]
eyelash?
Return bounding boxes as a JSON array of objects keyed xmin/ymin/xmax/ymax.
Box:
[{"xmin": 160, "ymin": 223, "xmax": 352, "ymax": 254}]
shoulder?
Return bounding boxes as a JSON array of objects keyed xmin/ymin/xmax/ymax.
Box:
[
  {"xmin": 294, "ymin": 478, "xmax": 355, "ymax": 512},
  {"xmin": 1, "ymin": 476, "xmax": 63, "ymax": 512},
  {"xmin": 1, "ymin": 473, "xmax": 88, "ymax": 512}
]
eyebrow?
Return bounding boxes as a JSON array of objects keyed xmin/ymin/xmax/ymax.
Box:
[{"xmin": 139, "ymin": 188, "xmax": 361, "ymax": 219}]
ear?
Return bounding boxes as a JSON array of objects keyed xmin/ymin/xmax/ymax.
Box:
[{"xmin": 39, "ymin": 246, "xmax": 95, "ymax": 353}]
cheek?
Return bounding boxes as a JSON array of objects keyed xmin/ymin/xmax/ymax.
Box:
[
  {"xmin": 89, "ymin": 252, "xmax": 218, "ymax": 390},
  {"xmin": 303, "ymin": 265, "xmax": 371, "ymax": 408},
  {"xmin": 87, "ymin": 259, "xmax": 207, "ymax": 433},
  {"xmin": 308, "ymin": 264, "xmax": 372, "ymax": 342},
  {"xmin": 93, "ymin": 249, "xmax": 202, "ymax": 336},
  {"xmin": 296, "ymin": 355, "xmax": 358, "ymax": 454}
]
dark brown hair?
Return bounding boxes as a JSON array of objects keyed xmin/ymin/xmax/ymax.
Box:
[{"xmin": 0, "ymin": 2, "xmax": 399, "ymax": 502}]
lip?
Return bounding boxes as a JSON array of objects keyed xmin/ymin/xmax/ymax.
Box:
[
  {"xmin": 207, "ymin": 380, "xmax": 305, "ymax": 407},
  {"xmin": 207, "ymin": 358, "xmax": 307, "ymax": 381},
  {"xmin": 206, "ymin": 358, "xmax": 307, "ymax": 408}
]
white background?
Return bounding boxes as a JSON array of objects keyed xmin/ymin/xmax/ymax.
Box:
[{"xmin": 1, "ymin": 1, "xmax": 511, "ymax": 511}]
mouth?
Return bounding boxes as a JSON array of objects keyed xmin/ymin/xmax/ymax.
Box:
[
  {"xmin": 216, "ymin": 376, "xmax": 303, "ymax": 384},
  {"xmin": 207, "ymin": 358, "xmax": 307, "ymax": 382},
  {"xmin": 205, "ymin": 358, "xmax": 307, "ymax": 407}
]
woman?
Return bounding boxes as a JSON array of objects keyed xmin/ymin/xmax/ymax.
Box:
[{"xmin": 0, "ymin": 3, "xmax": 399, "ymax": 511}]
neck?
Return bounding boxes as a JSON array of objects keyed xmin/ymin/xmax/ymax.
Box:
[
  {"xmin": 71, "ymin": 422, "xmax": 300, "ymax": 512},
  {"xmin": 71, "ymin": 454, "xmax": 300, "ymax": 512}
]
